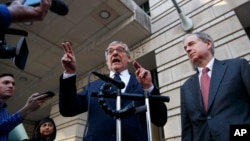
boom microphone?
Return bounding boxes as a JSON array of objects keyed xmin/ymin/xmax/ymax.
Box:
[
  {"xmin": 92, "ymin": 71, "xmax": 125, "ymax": 89},
  {"xmin": 50, "ymin": 0, "xmax": 69, "ymax": 16}
]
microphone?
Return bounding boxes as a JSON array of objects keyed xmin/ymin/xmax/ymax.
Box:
[
  {"xmin": 50, "ymin": 0, "xmax": 69, "ymax": 16},
  {"xmin": 92, "ymin": 71, "xmax": 125, "ymax": 89}
]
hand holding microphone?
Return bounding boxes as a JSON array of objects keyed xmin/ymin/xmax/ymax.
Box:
[
  {"xmin": 49, "ymin": 0, "xmax": 69, "ymax": 16},
  {"xmin": 23, "ymin": 0, "xmax": 69, "ymax": 16}
]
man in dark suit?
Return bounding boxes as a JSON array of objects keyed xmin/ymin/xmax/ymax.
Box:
[
  {"xmin": 59, "ymin": 41, "xmax": 167, "ymax": 141},
  {"xmin": 181, "ymin": 32, "xmax": 250, "ymax": 141}
]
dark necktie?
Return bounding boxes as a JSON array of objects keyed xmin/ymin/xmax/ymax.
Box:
[
  {"xmin": 200, "ymin": 67, "xmax": 210, "ymax": 111},
  {"xmin": 114, "ymin": 72, "xmax": 121, "ymax": 81},
  {"xmin": 112, "ymin": 73, "xmax": 121, "ymax": 91}
]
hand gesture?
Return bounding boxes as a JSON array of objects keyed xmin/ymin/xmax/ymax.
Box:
[
  {"xmin": 61, "ymin": 41, "xmax": 76, "ymax": 74},
  {"xmin": 133, "ymin": 61, "xmax": 153, "ymax": 89}
]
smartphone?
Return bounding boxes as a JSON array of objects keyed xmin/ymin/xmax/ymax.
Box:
[
  {"xmin": 23, "ymin": 0, "xmax": 40, "ymax": 6},
  {"xmin": 37, "ymin": 91, "xmax": 55, "ymax": 98}
]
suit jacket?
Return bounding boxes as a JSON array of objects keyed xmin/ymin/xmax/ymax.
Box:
[
  {"xmin": 181, "ymin": 58, "xmax": 250, "ymax": 141},
  {"xmin": 59, "ymin": 73, "xmax": 167, "ymax": 141}
]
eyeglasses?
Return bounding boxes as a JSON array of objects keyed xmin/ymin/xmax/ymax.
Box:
[{"xmin": 105, "ymin": 47, "xmax": 126, "ymax": 55}]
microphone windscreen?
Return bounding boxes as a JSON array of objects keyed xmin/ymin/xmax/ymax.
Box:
[
  {"xmin": 50, "ymin": 0, "xmax": 69, "ymax": 16},
  {"xmin": 92, "ymin": 71, "xmax": 125, "ymax": 89}
]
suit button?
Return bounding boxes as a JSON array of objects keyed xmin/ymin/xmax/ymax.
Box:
[{"xmin": 207, "ymin": 116, "xmax": 212, "ymax": 120}]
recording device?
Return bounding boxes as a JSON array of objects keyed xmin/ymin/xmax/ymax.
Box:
[
  {"xmin": 0, "ymin": 29, "xmax": 29, "ymax": 70},
  {"xmin": 92, "ymin": 71, "xmax": 125, "ymax": 89},
  {"xmin": 37, "ymin": 91, "xmax": 55, "ymax": 98},
  {"xmin": 23, "ymin": 0, "xmax": 69, "ymax": 16}
]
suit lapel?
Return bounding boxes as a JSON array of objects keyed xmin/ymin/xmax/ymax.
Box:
[
  {"xmin": 188, "ymin": 73, "xmax": 205, "ymax": 113},
  {"xmin": 207, "ymin": 59, "xmax": 226, "ymax": 111},
  {"xmin": 121, "ymin": 74, "xmax": 139, "ymax": 107},
  {"xmin": 125, "ymin": 74, "xmax": 138, "ymax": 93}
]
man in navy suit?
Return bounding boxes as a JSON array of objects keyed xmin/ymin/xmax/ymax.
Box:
[
  {"xmin": 59, "ymin": 41, "xmax": 167, "ymax": 141},
  {"xmin": 181, "ymin": 32, "xmax": 250, "ymax": 141}
]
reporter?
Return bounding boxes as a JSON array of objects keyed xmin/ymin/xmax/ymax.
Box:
[{"xmin": 0, "ymin": 73, "xmax": 52, "ymax": 141}]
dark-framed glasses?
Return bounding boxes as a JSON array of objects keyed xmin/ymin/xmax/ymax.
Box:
[{"xmin": 105, "ymin": 47, "xmax": 125, "ymax": 55}]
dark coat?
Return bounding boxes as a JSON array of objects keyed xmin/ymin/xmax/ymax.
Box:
[
  {"xmin": 59, "ymin": 73, "xmax": 167, "ymax": 141},
  {"xmin": 181, "ymin": 58, "xmax": 250, "ymax": 141}
]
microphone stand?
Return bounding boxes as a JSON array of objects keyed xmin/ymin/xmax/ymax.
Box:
[
  {"xmin": 144, "ymin": 90, "xmax": 152, "ymax": 141},
  {"xmin": 92, "ymin": 83, "xmax": 170, "ymax": 141},
  {"xmin": 116, "ymin": 89, "xmax": 122, "ymax": 141},
  {"xmin": 92, "ymin": 72, "xmax": 169, "ymax": 141}
]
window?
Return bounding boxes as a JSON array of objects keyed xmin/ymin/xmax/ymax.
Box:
[
  {"xmin": 134, "ymin": 0, "xmax": 151, "ymax": 16},
  {"xmin": 140, "ymin": 1, "xmax": 151, "ymax": 16}
]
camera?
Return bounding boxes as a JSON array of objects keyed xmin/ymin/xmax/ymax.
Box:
[{"xmin": 0, "ymin": 28, "xmax": 29, "ymax": 70}]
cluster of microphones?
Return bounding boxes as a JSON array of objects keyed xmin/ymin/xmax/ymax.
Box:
[{"xmin": 0, "ymin": 0, "xmax": 69, "ymax": 70}]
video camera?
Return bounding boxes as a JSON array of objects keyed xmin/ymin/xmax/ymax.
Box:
[
  {"xmin": 0, "ymin": 28, "xmax": 28, "ymax": 70},
  {"xmin": 0, "ymin": 0, "xmax": 69, "ymax": 70}
]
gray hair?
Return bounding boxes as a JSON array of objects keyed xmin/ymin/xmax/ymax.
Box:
[
  {"xmin": 105, "ymin": 41, "xmax": 131, "ymax": 60},
  {"xmin": 185, "ymin": 32, "xmax": 215, "ymax": 55}
]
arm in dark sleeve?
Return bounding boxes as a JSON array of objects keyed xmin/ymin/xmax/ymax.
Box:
[
  {"xmin": 59, "ymin": 74, "xmax": 88, "ymax": 117},
  {"xmin": 181, "ymin": 86, "xmax": 193, "ymax": 141},
  {"xmin": 0, "ymin": 5, "xmax": 11, "ymax": 30},
  {"xmin": 149, "ymin": 87, "xmax": 168, "ymax": 127}
]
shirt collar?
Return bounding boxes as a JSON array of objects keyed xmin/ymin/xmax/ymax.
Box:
[
  {"xmin": 0, "ymin": 101, "xmax": 7, "ymax": 108},
  {"xmin": 198, "ymin": 58, "xmax": 215, "ymax": 74},
  {"xmin": 110, "ymin": 69, "xmax": 129, "ymax": 78}
]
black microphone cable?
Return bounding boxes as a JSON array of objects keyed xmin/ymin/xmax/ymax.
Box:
[
  {"xmin": 96, "ymin": 81, "xmax": 147, "ymax": 119},
  {"xmin": 82, "ymin": 71, "xmax": 95, "ymax": 139}
]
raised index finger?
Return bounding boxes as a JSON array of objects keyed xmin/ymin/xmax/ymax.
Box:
[{"xmin": 133, "ymin": 61, "xmax": 142, "ymax": 70}]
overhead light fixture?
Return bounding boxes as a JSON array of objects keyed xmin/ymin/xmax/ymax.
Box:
[
  {"xmin": 99, "ymin": 10, "xmax": 110, "ymax": 19},
  {"xmin": 171, "ymin": 0, "xmax": 194, "ymax": 32}
]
